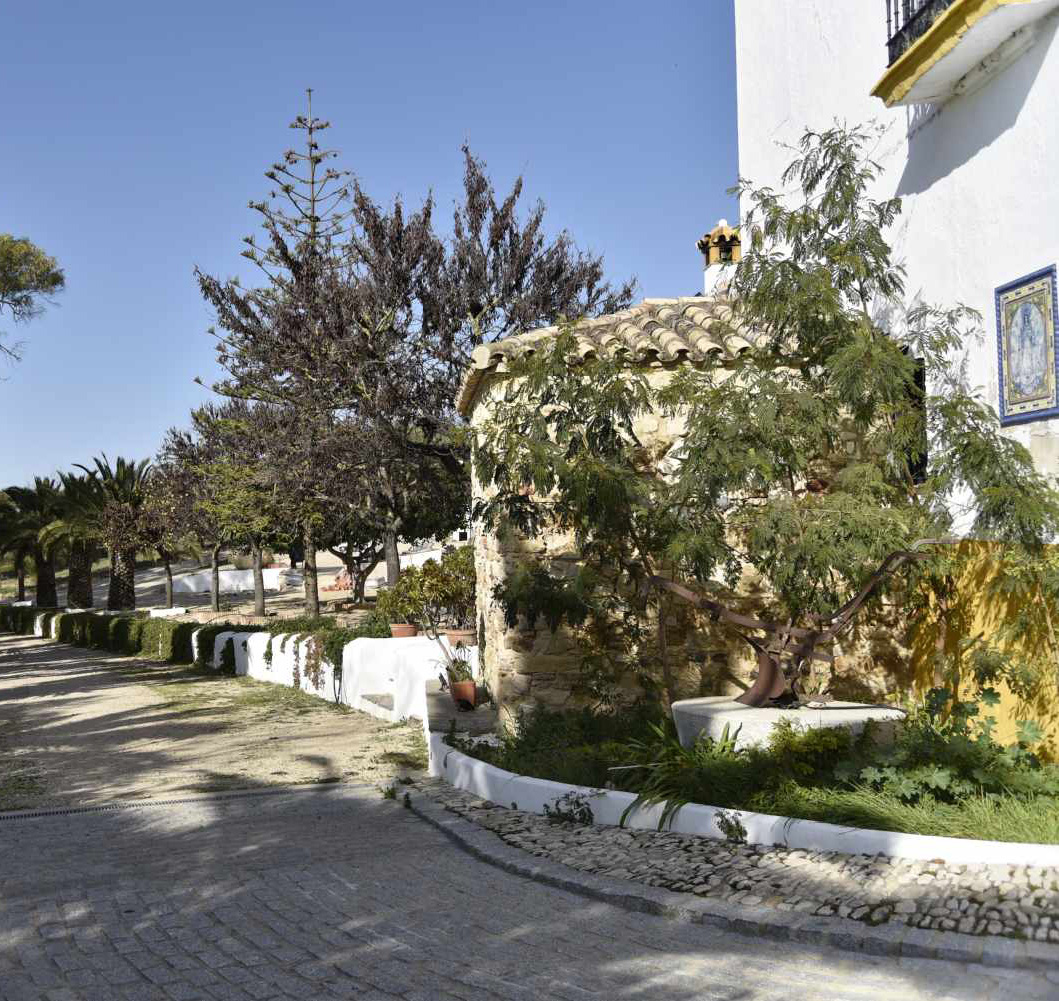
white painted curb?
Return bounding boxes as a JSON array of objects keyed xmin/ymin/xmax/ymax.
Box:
[{"xmin": 428, "ymin": 734, "xmax": 1059, "ymax": 867}]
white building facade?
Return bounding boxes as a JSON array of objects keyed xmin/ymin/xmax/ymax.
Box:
[{"xmin": 733, "ymin": 0, "xmax": 1059, "ymax": 473}]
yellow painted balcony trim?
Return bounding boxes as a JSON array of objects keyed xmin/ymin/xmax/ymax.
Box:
[{"xmin": 872, "ymin": 0, "xmax": 1034, "ymax": 106}]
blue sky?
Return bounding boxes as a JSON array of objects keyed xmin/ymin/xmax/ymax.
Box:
[{"xmin": 0, "ymin": 1, "xmax": 738, "ymax": 487}]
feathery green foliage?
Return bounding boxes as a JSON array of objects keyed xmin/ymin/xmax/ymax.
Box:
[{"xmin": 473, "ymin": 125, "xmax": 1059, "ymax": 704}]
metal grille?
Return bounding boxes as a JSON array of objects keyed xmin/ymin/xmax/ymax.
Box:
[{"xmin": 886, "ymin": 0, "xmax": 958, "ymax": 65}]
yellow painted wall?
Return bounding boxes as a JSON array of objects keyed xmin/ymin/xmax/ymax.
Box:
[{"xmin": 909, "ymin": 542, "xmax": 1059, "ymax": 760}]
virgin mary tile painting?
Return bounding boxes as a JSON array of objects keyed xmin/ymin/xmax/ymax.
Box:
[{"xmin": 996, "ymin": 266, "xmax": 1059, "ymax": 426}]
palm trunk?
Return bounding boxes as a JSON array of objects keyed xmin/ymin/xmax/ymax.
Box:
[
  {"xmin": 210, "ymin": 544, "xmax": 221, "ymax": 613},
  {"xmin": 252, "ymin": 543, "xmax": 265, "ymax": 617},
  {"xmin": 67, "ymin": 541, "xmax": 94, "ymax": 609},
  {"xmin": 33, "ymin": 547, "xmax": 58, "ymax": 608},
  {"xmin": 108, "ymin": 549, "xmax": 136, "ymax": 610},
  {"xmin": 384, "ymin": 528, "xmax": 400, "ymax": 586},
  {"xmin": 16, "ymin": 562, "xmax": 25, "ymax": 603},
  {"xmin": 303, "ymin": 529, "xmax": 319, "ymax": 617}
]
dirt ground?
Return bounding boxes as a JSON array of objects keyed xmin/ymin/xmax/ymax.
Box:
[{"xmin": 0, "ymin": 634, "xmax": 426, "ymax": 810}]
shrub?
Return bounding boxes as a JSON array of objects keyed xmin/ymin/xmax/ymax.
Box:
[
  {"xmin": 0, "ymin": 606, "xmax": 40, "ymax": 634},
  {"xmin": 446, "ymin": 704, "xmax": 661, "ymax": 788},
  {"xmin": 4, "ymin": 605, "xmax": 395, "ymax": 677},
  {"xmin": 456, "ymin": 691, "xmax": 1059, "ymax": 841}
]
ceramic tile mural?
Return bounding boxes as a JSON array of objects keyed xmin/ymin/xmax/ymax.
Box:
[{"xmin": 996, "ymin": 266, "xmax": 1059, "ymax": 425}]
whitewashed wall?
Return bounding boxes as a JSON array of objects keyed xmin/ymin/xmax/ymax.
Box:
[
  {"xmin": 733, "ymin": 0, "xmax": 1059, "ymax": 477},
  {"xmin": 198, "ymin": 630, "xmax": 475, "ymax": 732},
  {"xmin": 173, "ymin": 568, "xmax": 302, "ymax": 594}
]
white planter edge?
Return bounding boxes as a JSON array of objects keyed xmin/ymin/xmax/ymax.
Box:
[{"xmin": 428, "ymin": 734, "xmax": 1059, "ymax": 867}]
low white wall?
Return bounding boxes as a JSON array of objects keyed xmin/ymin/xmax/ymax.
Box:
[
  {"xmin": 173, "ymin": 568, "xmax": 302, "ymax": 595},
  {"xmin": 429, "ymin": 736, "xmax": 1059, "ymax": 867},
  {"xmin": 198, "ymin": 631, "xmax": 473, "ymax": 747}
]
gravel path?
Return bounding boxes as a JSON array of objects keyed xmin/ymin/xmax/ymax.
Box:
[
  {"xmin": 416, "ymin": 778, "xmax": 1059, "ymax": 945},
  {"xmin": 0, "ymin": 635, "xmax": 424, "ymax": 809}
]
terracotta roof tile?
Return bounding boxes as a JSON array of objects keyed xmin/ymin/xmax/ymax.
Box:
[{"xmin": 457, "ymin": 295, "xmax": 751, "ymax": 416}]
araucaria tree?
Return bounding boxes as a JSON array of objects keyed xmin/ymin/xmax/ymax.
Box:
[
  {"xmin": 197, "ymin": 90, "xmax": 353, "ymax": 616},
  {"xmin": 474, "ymin": 126, "xmax": 1059, "ymax": 708}
]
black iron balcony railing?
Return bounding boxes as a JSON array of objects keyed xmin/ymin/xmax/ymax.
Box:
[{"xmin": 886, "ymin": 0, "xmax": 959, "ymax": 65}]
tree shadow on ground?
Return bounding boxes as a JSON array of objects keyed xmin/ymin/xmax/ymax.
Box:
[
  {"xmin": 0, "ymin": 635, "xmax": 1041, "ymax": 999},
  {"xmin": 0, "ymin": 784, "xmax": 1027, "ymax": 1001}
]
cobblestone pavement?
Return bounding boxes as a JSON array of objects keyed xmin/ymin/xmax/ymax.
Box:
[
  {"xmin": 417, "ymin": 779, "xmax": 1059, "ymax": 944},
  {"xmin": 1, "ymin": 787, "xmax": 1056, "ymax": 1000}
]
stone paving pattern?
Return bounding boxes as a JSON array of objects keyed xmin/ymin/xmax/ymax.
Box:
[
  {"xmin": 416, "ymin": 778, "xmax": 1059, "ymax": 943},
  {"xmin": 2, "ymin": 786, "xmax": 1056, "ymax": 1001}
]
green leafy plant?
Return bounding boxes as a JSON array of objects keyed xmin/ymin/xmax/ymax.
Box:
[
  {"xmin": 417, "ymin": 546, "xmax": 477, "ymax": 631},
  {"xmin": 715, "ymin": 809, "xmax": 747, "ymax": 844},
  {"xmin": 543, "ymin": 790, "xmax": 596, "ymax": 825},
  {"xmin": 376, "ymin": 570, "xmax": 424, "ymax": 625}
]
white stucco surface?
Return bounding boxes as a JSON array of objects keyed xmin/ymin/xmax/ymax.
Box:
[
  {"xmin": 201, "ymin": 630, "xmax": 476, "ymax": 744},
  {"xmin": 172, "ymin": 568, "xmax": 302, "ymax": 594},
  {"xmin": 734, "ymin": 0, "xmax": 1059, "ymax": 480},
  {"xmin": 671, "ymin": 697, "xmax": 906, "ymax": 750}
]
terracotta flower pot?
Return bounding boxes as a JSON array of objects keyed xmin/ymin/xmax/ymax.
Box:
[
  {"xmin": 449, "ymin": 679, "xmax": 477, "ymax": 709},
  {"xmin": 444, "ymin": 628, "xmax": 478, "ymax": 647},
  {"xmin": 389, "ymin": 623, "xmax": 418, "ymax": 638}
]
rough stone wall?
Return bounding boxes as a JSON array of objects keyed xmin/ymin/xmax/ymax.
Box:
[{"xmin": 470, "ymin": 365, "xmax": 911, "ymax": 729}]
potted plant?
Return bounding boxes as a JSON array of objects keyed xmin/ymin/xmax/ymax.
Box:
[
  {"xmin": 440, "ymin": 546, "xmax": 477, "ymax": 647},
  {"xmin": 418, "ymin": 547, "xmax": 477, "ymax": 647},
  {"xmin": 376, "ymin": 569, "xmax": 422, "ymax": 638},
  {"xmin": 437, "ymin": 640, "xmax": 477, "ymax": 709}
]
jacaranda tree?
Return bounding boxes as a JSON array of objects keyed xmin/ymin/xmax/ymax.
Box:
[{"xmin": 473, "ymin": 126, "xmax": 1059, "ymax": 708}]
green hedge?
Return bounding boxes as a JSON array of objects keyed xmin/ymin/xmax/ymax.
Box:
[
  {"xmin": 1, "ymin": 606, "xmax": 206, "ymax": 665},
  {"xmin": 1, "ymin": 606, "xmax": 394, "ymax": 671},
  {"xmin": 0, "ymin": 605, "xmax": 46, "ymax": 634}
]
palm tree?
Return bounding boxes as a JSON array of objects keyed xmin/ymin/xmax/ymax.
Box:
[
  {"xmin": 39, "ymin": 472, "xmax": 102, "ymax": 608},
  {"xmin": 0, "ymin": 491, "xmax": 32, "ymax": 602},
  {"xmin": 74, "ymin": 455, "xmax": 152, "ymax": 610},
  {"xmin": 0, "ymin": 479, "xmax": 63, "ymax": 606}
]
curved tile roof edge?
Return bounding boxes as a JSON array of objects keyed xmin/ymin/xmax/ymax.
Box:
[{"xmin": 457, "ymin": 294, "xmax": 750, "ymax": 417}]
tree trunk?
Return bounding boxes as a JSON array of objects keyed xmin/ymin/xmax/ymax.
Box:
[
  {"xmin": 303, "ymin": 529, "xmax": 319, "ymax": 617},
  {"xmin": 33, "ymin": 547, "xmax": 58, "ymax": 608},
  {"xmin": 252, "ymin": 542, "xmax": 265, "ymax": 617},
  {"xmin": 210, "ymin": 545, "xmax": 221, "ymax": 613},
  {"xmin": 16, "ymin": 562, "xmax": 25, "ymax": 603},
  {"xmin": 352, "ymin": 565, "xmax": 368, "ymax": 604},
  {"xmin": 67, "ymin": 541, "xmax": 94, "ymax": 609},
  {"xmin": 384, "ymin": 528, "xmax": 400, "ymax": 586},
  {"xmin": 656, "ymin": 602, "xmax": 679, "ymax": 708},
  {"xmin": 108, "ymin": 549, "xmax": 136, "ymax": 610},
  {"xmin": 163, "ymin": 555, "xmax": 174, "ymax": 609}
]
